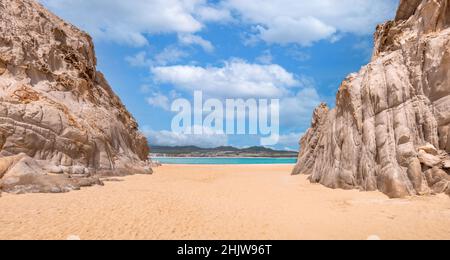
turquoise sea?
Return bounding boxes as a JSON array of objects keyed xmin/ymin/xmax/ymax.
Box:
[{"xmin": 152, "ymin": 157, "xmax": 297, "ymax": 165}]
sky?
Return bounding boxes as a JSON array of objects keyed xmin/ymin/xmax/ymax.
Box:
[{"xmin": 40, "ymin": 0, "xmax": 399, "ymax": 150}]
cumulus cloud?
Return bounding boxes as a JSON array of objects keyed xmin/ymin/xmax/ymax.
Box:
[
  {"xmin": 255, "ymin": 50, "xmax": 274, "ymax": 64},
  {"xmin": 151, "ymin": 59, "xmax": 322, "ymax": 130},
  {"xmin": 151, "ymin": 59, "xmax": 299, "ymax": 98},
  {"xmin": 196, "ymin": 5, "xmax": 233, "ymax": 23},
  {"xmin": 40, "ymin": 0, "xmax": 397, "ymax": 47},
  {"xmin": 146, "ymin": 93, "xmax": 171, "ymax": 111},
  {"xmin": 154, "ymin": 47, "xmax": 190, "ymax": 65},
  {"xmin": 279, "ymin": 87, "xmax": 322, "ymax": 128},
  {"xmin": 178, "ymin": 34, "xmax": 215, "ymax": 53},
  {"xmin": 225, "ymin": 0, "xmax": 398, "ymax": 45},
  {"xmin": 126, "ymin": 47, "xmax": 189, "ymax": 67},
  {"xmin": 257, "ymin": 17, "xmax": 336, "ymax": 46},
  {"xmin": 40, "ymin": 0, "xmax": 224, "ymax": 46},
  {"xmin": 144, "ymin": 126, "xmax": 228, "ymax": 148},
  {"xmin": 125, "ymin": 51, "xmax": 150, "ymax": 67}
]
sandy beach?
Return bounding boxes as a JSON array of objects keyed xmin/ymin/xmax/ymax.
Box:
[{"xmin": 0, "ymin": 164, "xmax": 449, "ymax": 240}]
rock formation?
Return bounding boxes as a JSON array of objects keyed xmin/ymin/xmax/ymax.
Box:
[
  {"xmin": 0, "ymin": 0, "xmax": 151, "ymax": 194},
  {"xmin": 293, "ymin": 0, "xmax": 450, "ymax": 198}
]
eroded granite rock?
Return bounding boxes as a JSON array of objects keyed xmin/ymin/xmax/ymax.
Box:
[
  {"xmin": 293, "ymin": 0, "xmax": 450, "ymax": 198},
  {"xmin": 0, "ymin": 0, "xmax": 152, "ymax": 194}
]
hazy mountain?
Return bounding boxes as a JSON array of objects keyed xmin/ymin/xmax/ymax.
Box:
[{"xmin": 151, "ymin": 146, "xmax": 298, "ymax": 158}]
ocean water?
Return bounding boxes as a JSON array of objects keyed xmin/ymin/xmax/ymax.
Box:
[{"xmin": 152, "ymin": 157, "xmax": 298, "ymax": 165}]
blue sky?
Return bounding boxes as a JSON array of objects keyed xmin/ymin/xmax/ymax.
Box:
[{"xmin": 40, "ymin": 0, "xmax": 399, "ymax": 150}]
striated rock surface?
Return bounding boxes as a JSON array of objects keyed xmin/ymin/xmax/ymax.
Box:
[
  {"xmin": 0, "ymin": 0, "xmax": 151, "ymax": 194},
  {"xmin": 293, "ymin": 0, "xmax": 450, "ymax": 198}
]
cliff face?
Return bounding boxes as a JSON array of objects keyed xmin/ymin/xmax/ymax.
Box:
[
  {"xmin": 293, "ymin": 0, "xmax": 450, "ymax": 198},
  {"xmin": 0, "ymin": 0, "xmax": 151, "ymax": 194}
]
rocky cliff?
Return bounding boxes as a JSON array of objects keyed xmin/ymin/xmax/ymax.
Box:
[
  {"xmin": 293, "ymin": 0, "xmax": 450, "ymax": 198},
  {"xmin": 0, "ymin": 0, "xmax": 151, "ymax": 194}
]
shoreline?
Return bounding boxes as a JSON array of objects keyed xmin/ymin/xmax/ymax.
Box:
[
  {"xmin": 152, "ymin": 157, "xmax": 298, "ymax": 166},
  {"xmin": 151, "ymin": 157, "xmax": 298, "ymax": 159},
  {"xmin": 155, "ymin": 163, "xmax": 298, "ymax": 166},
  {"xmin": 0, "ymin": 164, "xmax": 449, "ymax": 240}
]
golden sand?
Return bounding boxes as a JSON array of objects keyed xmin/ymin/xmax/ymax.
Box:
[{"xmin": 0, "ymin": 164, "xmax": 449, "ymax": 240}]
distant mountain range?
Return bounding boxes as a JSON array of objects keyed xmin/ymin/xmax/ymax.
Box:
[{"xmin": 150, "ymin": 146, "xmax": 298, "ymax": 158}]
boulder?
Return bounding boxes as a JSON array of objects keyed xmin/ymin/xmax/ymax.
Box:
[
  {"xmin": 424, "ymin": 167, "xmax": 449, "ymax": 186},
  {"xmin": 418, "ymin": 143, "xmax": 439, "ymax": 156},
  {"xmin": 431, "ymin": 180, "xmax": 449, "ymax": 194},
  {"xmin": 0, "ymin": 154, "xmax": 103, "ymax": 194},
  {"xmin": 418, "ymin": 151, "xmax": 443, "ymax": 168},
  {"xmin": 407, "ymin": 158, "xmax": 430, "ymax": 195},
  {"xmin": 443, "ymin": 160, "xmax": 450, "ymax": 169}
]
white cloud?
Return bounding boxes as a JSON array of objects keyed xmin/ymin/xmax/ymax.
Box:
[
  {"xmin": 279, "ymin": 87, "xmax": 322, "ymax": 128},
  {"xmin": 154, "ymin": 47, "xmax": 189, "ymax": 66},
  {"xmin": 146, "ymin": 93, "xmax": 171, "ymax": 111},
  {"xmin": 126, "ymin": 47, "xmax": 189, "ymax": 67},
  {"xmin": 196, "ymin": 5, "xmax": 233, "ymax": 23},
  {"xmin": 41, "ymin": 0, "xmax": 397, "ymax": 47},
  {"xmin": 40, "ymin": 0, "xmax": 224, "ymax": 46},
  {"xmin": 178, "ymin": 34, "xmax": 215, "ymax": 53},
  {"xmin": 225, "ymin": 0, "xmax": 398, "ymax": 45},
  {"xmin": 257, "ymin": 17, "xmax": 336, "ymax": 46},
  {"xmin": 126, "ymin": 51, "xmax": 150, "ymax": 67},
  {"xmin": 151, "ymin": 59, "xmax": 323, "ymax": 130},
  {"xmin": 144, "ymin": 126, "xmax": 228, "ymax": 148},
  {"xmin": 151, "ymin": 59, "xmax": 299, "ymax": 98},
  {"xmin": 256, "ymin": 50, "xmax": 273, "ymax": 64}
]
